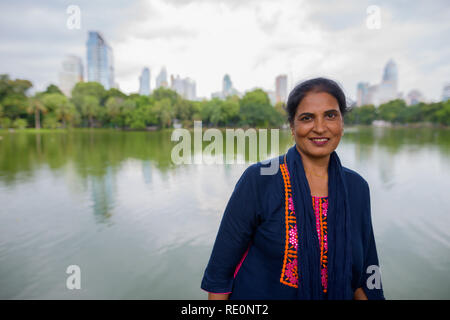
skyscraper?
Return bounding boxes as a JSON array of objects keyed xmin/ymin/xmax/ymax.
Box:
[
  {"xmin": 58, "ymin": 55, "xmax": 83, "ymax": 97},
  {"xmin": 275, "ymin": 74, "xmax": 288, "ymax": 104},
  {"xmin": 223, "ymin": 74, "xmax": 232, "ymax": 97},
  {"xmin": 406, "ymin": 89, "xmax": 425, "ymax": 105},
  {"xmin": 86, "ymin": 31, "xmax": 114, "ymax": 90},
  {"xmin": 170, "ymin": 74, "xmax": 196, "ymax": 100},
  {"xmin": 139, "ymin": 67, "xmax": 150, "ymax": 95},
  {"xmin": 442, "ymin": 84, "xmax": 450, "ymax": 101},
  {"xmin": 356, "ymin": 59, "xmax": 398, "ymax": 107},
  {"xmin": 356, "ymin": 82, "xmax": 369, "ymax": 106},
  {"xmin": 156, "ymin": 67, "xmax": 168, "ymax": 89},
  {"xmin": 377, "ymin": 59, "xmax": 398, "ymax": 104}
]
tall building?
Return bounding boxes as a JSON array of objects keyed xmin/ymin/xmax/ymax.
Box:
[
  {"xmin": 442, "ymin": 84, "xmax": 450, "ymax": 102},
  {"xmin": 377, "ymin": 59, "xmax": 398, "ymax": 104},
  {"xmin": 156, "ymin": 67, "xmax": 168, "ymax": 89},
  {"xmin": 406, "ymin": 89, "xmax": 425, "ymax": 105},
  {"xmin": 212, "ymin": 74, "xmax": 240, "ymax": 99},
  {"xmin": 170, "ymin": 75, "xmax": 196, "ymax": 100},
  {"xmin": 58, "ymin": 55, "xmax": 83, "ymax": 97},
  {"xmin": 356, "ymin": 59, "xmax": 398, "ymax": 106},
  {"xmin": 356, "ymin": 82, "xmax": 369, "ymax": 106},
  {"xmin": 86, "ymin": 31, "xmax": 114, "ymax": 89},
  {"xmin": 139, "ymin": 67, "xmax": 150, "ymax": 95},
  {"xmin": 275, "ymin": 74, "xmax": 288, "ymax": 104},
  {"xmin": 223, "ymin": 74, "xmax": 233, "ymax": 97}
]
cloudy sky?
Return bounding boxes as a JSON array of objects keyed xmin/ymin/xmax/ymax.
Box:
[{"xmin": 0, "ymin": 0, "xmax": 449, "ymax": 101}]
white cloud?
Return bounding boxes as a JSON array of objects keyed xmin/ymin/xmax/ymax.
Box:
[{"xmin": 0, "ymin": 0, "xmax": 449, "ymax": 101}]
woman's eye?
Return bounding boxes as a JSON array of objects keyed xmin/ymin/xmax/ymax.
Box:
[
  {"xmin": 300, "ymin": 116, "xmax": 311, "ymax": 121},
  {"xmin": 327, "ymin": 113, "xmax": 336, "ymax": 119}
]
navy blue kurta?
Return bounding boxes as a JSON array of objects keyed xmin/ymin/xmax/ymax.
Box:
[{"xmin": 201, "ymin": 154, "xmax": 385, "ymax": 299}]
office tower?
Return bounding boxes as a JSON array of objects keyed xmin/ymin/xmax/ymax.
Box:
[
  {"xmin": 184, "ymin": 77, "xmax": 196, "ymax": 101},
  {"xmin": 58, "ymin": 55, "xmax": 83, "ymax": 97},
  {"xmin": 275, "ymin": 74, "xmax": 288, "ymax": 104},
  {"xmin": 86, "ymin": 31, "xmax": 115, "ymax": 90},
  {"xmin": 223, "ymin": 74, "xmax": 233, "ymax": 97},
  {"xmin": 357, "ymin": 59, "xmax": 398, "ymax": 106},
  {"xmin": 406, "ymin": 89, "xmax": 425, "ymax": 105},
  {"xmin": 170, "ymin": 74, "xmax": 196, "ymax": 100},
  {"xmin": 377, "ymin": 59, "xmax": 398, "ymax": 104},
  {"xmin": 442, "ymin": 84, "xmax": 450, "ymax": 101},
  {"xmin": 139, "ymin": 67, "xmax": 150, "ymax": 95},
  {"xmin": 156, "ymin": 67, "xmax": 168, "ymax": 89},
  {"xmin": 356, "ymin": 82, "xmax": 369, "ymax": 106}
]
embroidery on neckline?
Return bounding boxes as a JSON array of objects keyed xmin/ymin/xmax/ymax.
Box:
[{"xmin": 279, "ymin": 159, "xmax": 329, "ymax": 293}]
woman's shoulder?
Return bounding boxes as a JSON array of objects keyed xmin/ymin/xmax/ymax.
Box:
[
  {"xmin": 241, "ymin": 155, "xmax": 284, "ymax": 180},
  {"xmin": 342, "ymin": 167, "xmax": 370, "ymax": 195}
]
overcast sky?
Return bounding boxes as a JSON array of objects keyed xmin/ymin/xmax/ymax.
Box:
[{"xmin": 1, "ymin": 0, "xmax": 449, "ymax": 101}]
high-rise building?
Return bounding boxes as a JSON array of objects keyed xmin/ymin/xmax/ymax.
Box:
[
  {"xmin": 377, "ymin": 59, "xmax": 398, "ymax": 104},
  {"xmin": 139, "ymin": 67, "xmax": 150, "ymax": 95},
  {"xmin": 185, "ymin": 77, "xmax": 196, "ymax": 101},
  {"xmin": 442, "ymin": 84, "xmax": 450, "ymax": 101},
  {"xmin": 86, "ymin": 31, "xmax": 114, "ymax": 90},
  {"xmin": 58, "ymin": 55, "xmax": 83, "ymax": 97},
  {"xmin": 156, "ymin": 67, "xmax": 168, "ymax": 89},
  {"xmin": 406, "ymin": 89, "xmax": 425, "ymax": 105},
  {"xmin": 170, "ymin": 74, "xmax": 196, "ymax": 100},
  {"xmin": 356, "ymin": 59, "xmax": 398, "ymax": 107},
  {"xmin": 356, "ymin": 82, "xmax": 369, "ymax": 106},
  {"xmin": 275, "ymin": 74, "xmax": 288, "ymax": 104},
  {"xmin": 212, "ymin": 74, "xmax": 241, "ymax": 99},
  {"xmin": 223, "ymin": 74, "xmax": 233, "ymax": 97}
]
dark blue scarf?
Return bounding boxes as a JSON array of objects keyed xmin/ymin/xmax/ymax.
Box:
[{"xmin": 285, "ymin": 145, "xmax": 353, "ymax": 299}]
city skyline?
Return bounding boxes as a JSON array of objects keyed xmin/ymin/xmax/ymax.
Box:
[{"xmin": 0, "ymin": 0, "xmax": 449, "ymax": 101}]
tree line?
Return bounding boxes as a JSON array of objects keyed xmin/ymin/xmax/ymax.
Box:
[
  {"xmin": 0, "ymin": 74, "xmax": 286, "ymax": 130},
  {"xmin": 345, "ymin": 99, "xmax": 450, "ymax": 126},
  {"xmin": 0, "ymin": 74, "xmax": 449, "ymax": 130}
]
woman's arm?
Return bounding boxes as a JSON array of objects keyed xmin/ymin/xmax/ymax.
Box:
[
  {"xmin": 353, "ymin": 287, "xmax": 368, "ymax": 300},
  {"xmin": 201, "ymin": 165, "xmax": 260, "ymax": 297},
  {"xmin": 208, "ymin": 293, "xmax": 230, "ymax": 300}
]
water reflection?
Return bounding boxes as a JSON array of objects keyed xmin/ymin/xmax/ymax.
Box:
[{"xmin": 0, "ymin": 126, "xmax": 449, "ymax": 299}]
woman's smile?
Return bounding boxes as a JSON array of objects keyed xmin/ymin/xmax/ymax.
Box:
[{"xmin": 309, "ymin": 137, "xmax": 330, "ymax": 146}]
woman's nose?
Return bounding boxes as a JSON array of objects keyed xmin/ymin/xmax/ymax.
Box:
[{"xmin": 313, "ymin": 117, "xmax": 326, "ymax": 133}]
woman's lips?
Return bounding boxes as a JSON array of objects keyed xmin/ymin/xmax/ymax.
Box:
[{"xmin": 309, "ymin": 137, "xmax": 330, "ymax": 146}]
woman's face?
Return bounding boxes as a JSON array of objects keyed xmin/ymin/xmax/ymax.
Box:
[{"xmin": 290, "ymin": 91, "xmax": 344, "ymax": 160}]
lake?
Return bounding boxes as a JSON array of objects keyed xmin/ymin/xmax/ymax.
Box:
[{"xmin": 0, "ymin": 126, "xmax": 449, "ymax": 299}]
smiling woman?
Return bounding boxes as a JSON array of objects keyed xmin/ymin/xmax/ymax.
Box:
[{"xmin": 201, "ymin": 77, "xmax": 385, "ymax": 300}]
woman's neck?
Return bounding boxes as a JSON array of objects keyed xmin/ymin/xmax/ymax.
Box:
[{"xmin": 295, "ymin": 145, "xmax": 330, "ymax": 177}]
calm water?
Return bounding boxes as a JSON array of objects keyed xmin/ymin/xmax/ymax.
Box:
[{"xmin": 0, "ymin": 127, "xmax": 449, "ymax": 299}]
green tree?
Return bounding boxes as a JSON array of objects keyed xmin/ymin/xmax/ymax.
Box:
[
  {"xmin": 378, "ymin": 99, "xmax": 407, "ymax": 123},
  {"xmin": 55, "ymin": 100, "xmax": 77, "ymax": 128},
  {"xmin": 153, "ymin": 98, "xmax": 174, "ymax": 128},
  {"xmin": 222, "ymin": 96, "xmax": 240, "ymax": 125},
  {"xmin": 71, "ymin": 82, "xmax": 106, "ymax": 112},
  {"xmin": 0, "ymin": 74, "xmax": 32, "ymax": 120},
  {"xmin": 239, "ymin": 89, "xmax": 273, "ymax": 127},
  {"xmin": 45, "ymin": 84, "xmax": 64, "ymax": 95},
  {"xmin": 27, "ymin": 96, "xmax": 47, "ymax": 129},
  {"xmin": 80, "ymin": 95, "xmax": 101, "ymax": 128},
  {"xmin": 435, "ymin": 100, "xmax": 450, "ymax": 125},
  {"xmin": 152, "ymin": 87, "xmax": 180, "ymax": 105}
]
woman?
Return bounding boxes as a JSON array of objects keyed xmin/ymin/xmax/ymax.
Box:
[{"xmin": 201, "ymin": 78, "xmax": 385, "ymax": 300}]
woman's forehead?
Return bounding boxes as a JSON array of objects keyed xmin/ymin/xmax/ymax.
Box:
[{"xmin": 296, "ymin": 91, "xmax": 340, "ymax": 113}]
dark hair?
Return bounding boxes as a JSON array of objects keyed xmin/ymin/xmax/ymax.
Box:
[{"xmin": 286, "ymin": 77, "xmax": 348, "ymax": 124}]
